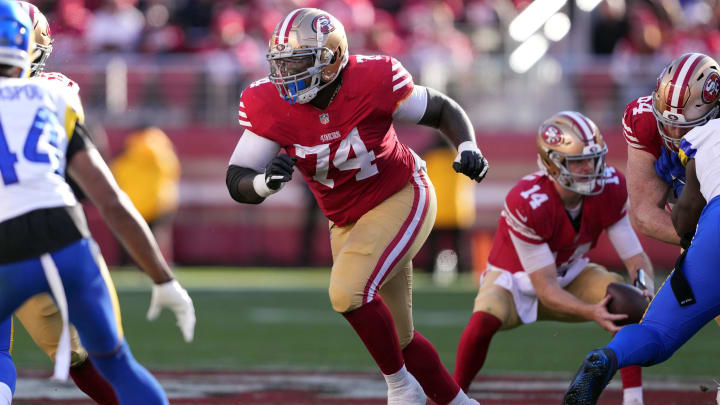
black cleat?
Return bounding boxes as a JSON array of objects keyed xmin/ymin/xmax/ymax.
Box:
[{"xmin": 563, "ymin": 348, "xmax": 619, "ymax": 405}]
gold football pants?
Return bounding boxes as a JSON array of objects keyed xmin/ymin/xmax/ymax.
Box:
[{"xmin": 329, "ymin": 170, "xmax": 437, "ymax": 348}]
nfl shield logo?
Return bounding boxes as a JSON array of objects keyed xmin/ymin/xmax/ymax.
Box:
[{"xmin": 319, "ymin": 113, "xmax": 330, "ymax": 125}]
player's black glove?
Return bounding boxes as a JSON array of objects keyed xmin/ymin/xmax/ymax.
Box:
[
  {"xmin": 265, "ymin": 154, "xmax": 298, "ymax": 190},
  {"xmin": 452, "ymin": 142, "xmax": 489, "ymax": 183}
]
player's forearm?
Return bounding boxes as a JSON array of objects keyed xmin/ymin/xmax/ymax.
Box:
[
  {"xmin": 629, "ymin": 207, "xmax": 681, "ymax": 245},
  {"xmin": 532, "ymin": 272, "xmax": 594, "ymax": 320},
  {"xmin": 418, "ymin": 87, "xmax": 477, "ymax": 149},
  {"xmin": 226, "ymin": 165, "xmax": 266, "ymax": 204},
  {"xmin": 99, "ymin": 193, "xmax": 174, "ymax": 284},
  {"xmin": 537, "ymin": 286, "xmax": 595, "ymax": 320}
]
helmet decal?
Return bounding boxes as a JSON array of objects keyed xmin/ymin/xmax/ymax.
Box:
[
  {"xmin": 312, "ymin": 15, "xmax": 335, "ymax": 34},
  {"xmin": 542, "ymin": 124, "xmax": 562, "ymax": 145},
  {"xmin": 702, "ymin": 71, "xmax": 720, "ymax": 104}
]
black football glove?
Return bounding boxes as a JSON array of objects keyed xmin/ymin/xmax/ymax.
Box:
[
  {"xmin": 452, "ymin": 149, "xmax": 489, "ymax": 183},
  {"xmin": 265, "ymin": 154, "xmax": 298, "ymax": 190}
]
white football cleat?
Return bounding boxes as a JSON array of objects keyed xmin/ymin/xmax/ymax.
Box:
[{"xmin": 622, "ymin": 398, "xmax": 643, "ymax": 405}]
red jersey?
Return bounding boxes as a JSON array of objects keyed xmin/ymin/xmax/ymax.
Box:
[
  {"xmin": 488, "ymin": 167, "xmax": 628, "ymax": 274},
  {"xmin": 238, "ymin": 55, "xmax": 418, "ymax": 226},
  {"xmin": 622, "ymin": 95, "xmax": 663, "ymax": 159}
]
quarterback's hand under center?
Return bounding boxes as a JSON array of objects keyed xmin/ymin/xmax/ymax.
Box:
[
  {"xmin": 452, "ymin": 141, "xmax": 489, "ymax": 183},
  {"xmin": 147, "ymin": 279, "xmax": 196, "ymax": 342}
]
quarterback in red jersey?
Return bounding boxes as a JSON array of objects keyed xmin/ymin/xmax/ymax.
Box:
[
  {"xmin": 453, "ymin": 112, "xmax": 654, "ymax": 405},
  {"xmin": 227, "ymin": 8, "xmax": 487, "ymax": 405},
  {"xmin": 623, "ymin": 53, "xmax": 720, "ymax": 246}
]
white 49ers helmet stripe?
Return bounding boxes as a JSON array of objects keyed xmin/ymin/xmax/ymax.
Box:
[
  {"xmin": 668, "ymin": 53, "xmax": 703, "ymax": 111},
  {"xmin": 276, "ymin": 8, "xmax": 302, "ymax": 45},
  {"xmin": 559, "ymin": 111, "xmax": 594, "ymax": 145}
]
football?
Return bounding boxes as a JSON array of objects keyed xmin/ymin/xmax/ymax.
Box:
[{"xmin": 606, "ymin": 282, "xmax": 651, "ymax": 326}]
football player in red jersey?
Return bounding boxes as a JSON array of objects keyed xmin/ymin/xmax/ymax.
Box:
[
  {"xmin": 226, "ymin": 8, "xmax": 487, "ymax": 405},
  {"xmin": 453, "ymin": 112, "xmax": 654, "ymax": 405},
  {"xmin": 623, "ymin": 53, "xmax": 720, "ymax": 246}
]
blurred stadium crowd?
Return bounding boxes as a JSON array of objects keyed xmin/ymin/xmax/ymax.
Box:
[{"xmin": 30, "ymin": 0, "xmax": 720, "ymax": 129}]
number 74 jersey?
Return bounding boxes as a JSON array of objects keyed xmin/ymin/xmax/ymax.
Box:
[
  {"xmin": 488, "ymin": 167, "xmax": 628, "ymax": 274},
  {"xmin": 238, "ymin": 55, "xmax": 420, "ymax": 226}
]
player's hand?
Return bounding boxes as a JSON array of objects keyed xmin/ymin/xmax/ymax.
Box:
[
  {"xmin": 147, "ymin": 279, "xmax": 196, "ymax": 342},
  {"xmin": 452, "ymin": 142, "xmax": 489, "ymax": 183},
  {"xmin": 591, "ymin": 295, "xmax": 627, "ymax": 333},
  {"xmin": 633, "ymin": 269, "xmax": 655, "ymax": 299},
  {"xmin": 265, "ymin": 154, "xmax": 298, "ymax": 190}
]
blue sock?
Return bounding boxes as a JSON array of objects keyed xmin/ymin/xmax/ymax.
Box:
[{"xmin": 89, "ymin": 342, "xmax": 167, "ymax": 405}]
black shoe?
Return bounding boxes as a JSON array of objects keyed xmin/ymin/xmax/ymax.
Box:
[{"xmin": 563, "ymin": 348, "xmax": 618, "ymax": 405}]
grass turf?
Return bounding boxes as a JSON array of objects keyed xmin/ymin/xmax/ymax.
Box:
[{"xmin": 9, "ymin": 268, "xmax": 720, "ymax": 378}]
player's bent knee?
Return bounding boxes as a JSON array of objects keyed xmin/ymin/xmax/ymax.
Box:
[
  {"xmin": 473, "ymin": 290, "xmax": 513, "ymax": 325},
  {"xmin": 329, "ymin": 284, "xmax": 358, "ymax": 313}
]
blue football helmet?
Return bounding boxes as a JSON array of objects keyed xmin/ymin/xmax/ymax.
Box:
[{"xmin": 0, "ymin": 0, "xmax": 32, "ymax": 77}]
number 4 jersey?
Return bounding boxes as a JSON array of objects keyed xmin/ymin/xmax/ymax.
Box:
[
  {"xmin": 488, "ymin": 167, "xmax": 628, "ymax": 276},
  {"xmin": 238, "ymin": 55, "xmax": 421, "ymax": 226},
  {"xmin": 0, "ymin": 76, "xmax": 84, "ymax": 223}
]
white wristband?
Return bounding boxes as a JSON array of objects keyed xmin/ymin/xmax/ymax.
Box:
[
  {"xmin": 253, "ymin": 173, "xmax": 278, "ymax": 198},
  {"xmin": 457, "ymin": 140, "xmax": 481, "ymax": 154}
]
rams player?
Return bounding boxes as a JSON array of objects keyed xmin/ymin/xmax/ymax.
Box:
[
  {"xmin": 453, "ymin": 112, "xmax": 653, "ymax": 405},
  {"xmin": 227, "ymin": 8, "xmax": 487, "ymax": 405},
  {"xmin": 564, "ymin": 106, "xmax": 720, "ymax": 405},
  {"xmin": 0, "ymin": 1, "xmax": 186, "ymax": 404}
]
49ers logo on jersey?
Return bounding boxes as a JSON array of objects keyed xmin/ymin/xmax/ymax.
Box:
[
  {"xmin": 702, "ymin": 71, "xmax": 720, "ymax": 103},
  {"xmin": 312, "ymin": 15, "xmax": 335, "ymax": 34},
  {"xmin": 542, "ymin": 125, "xmax": 563, "ymax": 145}
]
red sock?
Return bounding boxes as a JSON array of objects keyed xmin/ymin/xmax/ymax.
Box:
[
  {"xmin": 403, "ymin": 330, "xmax": 460, "ymax": 405},
  {"xmin": 69, "ymin": 358, "xmax": 119, "ymax": 405},
  {"xmin": 342, "ymin": 297, "xmax": 404, "ymax": 375},
  {"xmin": 620, "ymin": 365, "xmax": 642, "ymax": 388},
  {"xmin": 453, "ymin": 311, "xmax": 502, "ymax": 392}
]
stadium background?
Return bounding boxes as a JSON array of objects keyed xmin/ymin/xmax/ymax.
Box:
[{"xmin": 11, "ymin": 0, "xmax": 720, "ymax": 404}]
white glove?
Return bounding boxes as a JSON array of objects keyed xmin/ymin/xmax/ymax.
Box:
[{"xmin": 147, "ymin": 279, "xmax": 196, "ymax": 342}]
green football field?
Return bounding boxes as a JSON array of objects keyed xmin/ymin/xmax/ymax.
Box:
[{"xmin": 10, "ymin": 268, "xmax": 720, "ymax": 378}]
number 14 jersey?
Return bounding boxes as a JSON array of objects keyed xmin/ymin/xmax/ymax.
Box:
[
  {"xmin": 238, "ymin": 55, "xmax": 419, "ymax": 226},
  {"xmin": 488, "ymin": 167, "xmax": 628, "ymax": 274}
]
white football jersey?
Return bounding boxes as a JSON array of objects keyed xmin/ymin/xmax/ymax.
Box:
[
  {"xmin": 680, "ymin": 119, "xmax": 720, "ymax": 202},
  {"xmin": 0, "ymin": 76, "xmax": 85, "ymax": 222}
]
